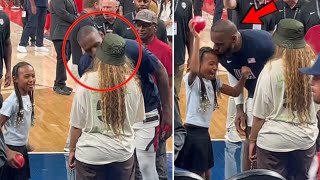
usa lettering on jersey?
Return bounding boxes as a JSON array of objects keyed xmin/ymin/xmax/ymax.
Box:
[{"xmin": 234, "ymin": 69, "xmax": 256, "ymax": 79}]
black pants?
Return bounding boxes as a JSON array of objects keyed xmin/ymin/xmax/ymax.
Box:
[
  {"xmin": 53, "ymin": 40, "xmax": 71, "ymax": 87},
  {"xmin": 75, "ymin": 155, "xmax": 135, "ymax": 180},
  {"xmin": 193, "ymin": 0, "xmax": 204, "ymax": 16},
  {"xmin": 257, "ymin": 145, "xmax": 316, "ymax": 180},
  {"xmin": 22, "ymin": 6, "xmax": 36, "ymax": 43},
  {"xmin": 19, "ymin": 6, "xmax": 47, "ymax": 47}
]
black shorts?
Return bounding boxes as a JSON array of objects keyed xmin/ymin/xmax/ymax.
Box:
[
  {"xmin": 175, "ymin": 124, "xmax": 214, "ymax": 175},
  {"xmin": 2, "ymin": 145, "xmax": 30, "ymax": 180}
]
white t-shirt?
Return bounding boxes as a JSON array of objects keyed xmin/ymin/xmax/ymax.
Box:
[
  {"xmin": 1, "ymin": 92, "xmax": 33, "ymax": 146},
  {"xmin": 71, "ymin": 72, "xmax": 146, "ymax": 165},
  {"xmin": 159, "ymin": 2, "xmax": 173, "ymax": 36},
  {"xmin": 183, "ymin": 73, "xmax": 222, "ymax": 128},
  {"xmin": 253, "ymin": 59, "xmax": 318, "ymax": 152}
]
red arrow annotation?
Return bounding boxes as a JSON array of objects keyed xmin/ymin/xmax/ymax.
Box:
[{"xmin": 241, "ymin": 1, "xmax": 278, "ymax": 24}]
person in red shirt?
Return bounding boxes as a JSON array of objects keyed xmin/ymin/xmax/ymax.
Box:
[
  {"xmin": 133, "ymin": 9, "xmax": 172, "ymax": 87},
  {"xmin": 133, "ymin": 9, "xmax": 172, "ymax": 180}
]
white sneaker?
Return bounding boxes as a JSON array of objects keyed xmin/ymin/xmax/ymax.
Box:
[
  {"xmin": 17, "ymin": 46, "xmax": 28, "ymax": 53},
  {"xmin": 35, "ymin": 46, "xmax": 49, "ymax": 52}
]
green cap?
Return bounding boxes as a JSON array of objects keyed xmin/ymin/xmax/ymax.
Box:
[
  {"xmin": 272, "ymin": 19, "xmax": 306, "ymax": 49},
  {"xmin": 133, "ymin": 9, "xmax": 158, "ymax": 24},
  {"xmin": 96, "ymin": 33, "xmax": 126, "ymax": 66}
]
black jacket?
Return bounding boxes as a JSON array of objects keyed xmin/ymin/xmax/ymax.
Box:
[
  {"xmin": 70, "ymin": 11, "xmax": 96, "ymax": 65},
  {"xmin": 50, "ymin": 0, "xmax": 78, "ymax": 40}
]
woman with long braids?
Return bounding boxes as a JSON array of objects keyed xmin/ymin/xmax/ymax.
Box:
[
  {"xmin": 158, "ymin": 0, "xmax": 173, "ymax": 45},
  {"xmin": 249, "ymin": 19, "xmax": 318, "ymax": 179},
  {"xmin": 0, "ymin": 62, "xmax": 35, "ymax": 180},
  {"xmin": 175, "ymin": 21, "xmax": 251, "ymax": 180},
  {"xmin": 68, "ymin": 33, "xmax": 145, "ymax": 180}
]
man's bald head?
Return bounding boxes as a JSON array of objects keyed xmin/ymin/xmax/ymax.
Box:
[
  {"xmin": 211, "ymin": 19, "xmax": 237, "ymax": 36},
  {"xmin": 210, "ymin": 20, "xmax": 239, "ymax": 56},
  {"xmin": 100, "ymin": 0, "xmax": 119, "ymax": 20},
  {"xmin": 77, "ymin": 26, "xmax": 102, "ymax": 54}
]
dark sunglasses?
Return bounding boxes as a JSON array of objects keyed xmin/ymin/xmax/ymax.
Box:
[{"xmin": 134, "ymin": 21, "xmax": 153, "ymax": 28}]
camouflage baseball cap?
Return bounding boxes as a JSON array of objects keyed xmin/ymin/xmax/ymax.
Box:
[
  {"xmin": 133, "ymin": 9, "xmax": 158, "ymax": 24},
  {"xmin": 96, "ymin": 33, "xmax": 126, "ymax": 66},
  {"xmin": 272, "ymin": 19, "xmax": 306, "ymax": 49}
]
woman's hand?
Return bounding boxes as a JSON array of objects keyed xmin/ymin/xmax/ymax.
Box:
[
  {"xmin": 249, "ymin": 140, "xmax": 257, "ymax": 162},
  {"xmin": 31, "ymin": 5, "xmax": 37, "ymax": 15},
  {"xmin": 68, "ymin": 151, "xmax": 76, "ymax": 169}
]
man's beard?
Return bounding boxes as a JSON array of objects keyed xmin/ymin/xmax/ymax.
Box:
[{"xmin": 218, "ymin": 45, "xmax": 234, "ymax": 59}]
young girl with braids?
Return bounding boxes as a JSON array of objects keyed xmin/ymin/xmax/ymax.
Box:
[
  {"xmin": 68, "ymin": 33, "xmax": 145, "ymax": 180},
  {"xmin": 0, "ymin": 61, "xmax": 35, "ymax": 180},
  {"xmin": 249, "ymin": 19, "xmax": 318, "ymax": 180},
  {"xmin": 174, "ymin": 21, "xmax": 251, "ymax": 179}
]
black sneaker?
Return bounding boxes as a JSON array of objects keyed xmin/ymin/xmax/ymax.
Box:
[
  {"xmin": 63, "ymin": 86, "xmax": 73, "ymax": 92},
  {"xmin": 53, "ymin": 86, "xmax": 71, "ymax": 95}
]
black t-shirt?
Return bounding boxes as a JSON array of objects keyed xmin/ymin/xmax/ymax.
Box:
[
  {"xmin": 274, "ymin": 0, "xmax": 307, "ymax": 24},
  {"xmin": 234, "ymin": 0, "xmax": 275, "ymax": 31},
  {"xmin": 0, "ymin": 11, "xmax": 10, "ymax": 78},
  {"xmin": 95, "ymin": 15, "xmax": 115, "ymax": 33},
  {"xmin": 174, "ymin": 0, "xmax": 193, "ymax": 66},
  {"xmin": 297, "ymin": 0, "xmax": 320, "ymax": 32},
  {"xmin": 219, "ymin": 30, "xmax": 275, "ymax": 98},
  {"xmin": 113, "ymin": 11, "xmax": 168, "ymax": 43},
  {"xmin": 70, "ymin": 11, "xmax": 96, "ymax": 65},
  {"xmin": 119, "ymin": 0, "xmax": 135, "ymax": 15}
]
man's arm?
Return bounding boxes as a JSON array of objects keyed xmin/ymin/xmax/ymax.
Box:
[
  {"xmin": 154, "ymin": 60, "xmax": 172, "ymax": 139},
  {"xmin": 228, "ymin": 72, "xmax": 246, "ymax": 136},
  {"xmin": 29, "ymin": 0, "xmax": 37, "ymax": 14}
]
